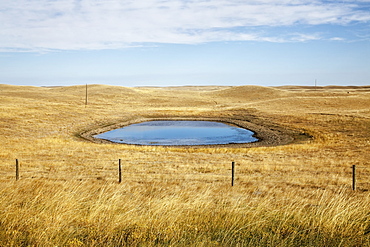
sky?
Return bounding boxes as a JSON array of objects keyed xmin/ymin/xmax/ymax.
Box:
[{"xmin": 0, "ymin": 0, "xmax": 369, "ymax": 87}]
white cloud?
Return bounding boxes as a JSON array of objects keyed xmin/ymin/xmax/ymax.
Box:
[
  {"xmin": 0, "ymin": 0, "xmax": 369, "ymax": 51},
  {"xmin": 330, "ymin": 37, "xmax": 345, "ymax": 41}
]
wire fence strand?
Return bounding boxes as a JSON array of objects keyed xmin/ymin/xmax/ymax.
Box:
[{"xmin": 0, "ymin": 158, "xmax": 369, "ymax": 190}]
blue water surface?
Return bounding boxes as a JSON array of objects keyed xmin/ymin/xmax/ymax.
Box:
[{"xmin": 94, "ymin": 120, "xmax": 258, "ymax": 146}]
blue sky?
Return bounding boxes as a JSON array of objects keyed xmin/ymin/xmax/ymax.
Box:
[{"xmin": 0, "ymin": 0, "xmax": 369, "ymax": 87}]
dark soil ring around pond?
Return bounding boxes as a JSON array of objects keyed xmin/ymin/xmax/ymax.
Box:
[{"xmin": 79, "ymin": 116, "xmax": 312, "ymax": 148}]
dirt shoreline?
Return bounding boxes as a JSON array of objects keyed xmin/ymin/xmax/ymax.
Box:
[{"xmin": 79, "ymin": 116, "xmax": 311, "ymax": 148}]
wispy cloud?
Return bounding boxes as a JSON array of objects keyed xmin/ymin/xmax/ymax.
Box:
[{"xmin": 0, "ymin": 0, "xmax": 369, "ymax": 51}]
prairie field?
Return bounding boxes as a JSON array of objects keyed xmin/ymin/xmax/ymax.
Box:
[{"xmin": 0, "ymin": 83, "xmax": 370, "ymax": 246}]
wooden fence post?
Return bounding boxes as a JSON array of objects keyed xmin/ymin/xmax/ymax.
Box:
[
  {"xmin": 118, "ymin": 159, "xmax": 122, "ymax": 183},
  {"xmin": 16, "ymin": 159, "xmax": 19, "ymax": 181},
  {"xmin": 231, "ymin": 161, "xmax": 235, "ymax": 186},
  {"xmin": 352, "ymin": 165, "xmax": 356, "ymax": 191}
]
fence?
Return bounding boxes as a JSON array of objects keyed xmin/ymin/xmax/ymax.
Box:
[{"xmin": 1, "ymin": 158, "xmax": 369, "ymax": 191}]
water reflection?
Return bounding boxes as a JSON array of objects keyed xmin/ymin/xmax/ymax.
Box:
[{"xmin": 94, "ymin": 120, "xmax": 258, "ymax": 146}]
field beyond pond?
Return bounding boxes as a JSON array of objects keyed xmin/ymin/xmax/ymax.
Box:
[{"xmin": 1, "ymin": 84, "xmax": 370, "ymax": 246}]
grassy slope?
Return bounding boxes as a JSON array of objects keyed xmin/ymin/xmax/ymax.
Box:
[{"xmin": 0, "ymin": 84, "xmax": 370, "ymax": 246}]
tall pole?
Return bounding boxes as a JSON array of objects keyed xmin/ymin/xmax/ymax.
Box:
[{"xmin": 85, "ymin": 84, "xmax": 88, "ymax": 106}]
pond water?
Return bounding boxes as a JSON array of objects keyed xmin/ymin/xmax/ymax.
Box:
[{"xmin": 94, "ymin": 120, "xmax": 258, "ymax": 146}]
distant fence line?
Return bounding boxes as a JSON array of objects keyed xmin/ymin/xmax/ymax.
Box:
[{"xmin": 0, "ymin": 158, "xmax": 369, "ymax": 191}]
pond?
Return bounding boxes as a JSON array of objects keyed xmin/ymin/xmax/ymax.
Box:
[{"xmin": 94, "ymin": 120, "xmax": 258, "ymax": 146}]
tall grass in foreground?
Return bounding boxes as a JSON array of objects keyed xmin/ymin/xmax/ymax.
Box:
[{"xmin": 1, "ymin": 179, "xmax": 369, "ymax": 246}]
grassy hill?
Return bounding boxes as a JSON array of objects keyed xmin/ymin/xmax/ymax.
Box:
[{"xmin": 0, "ymin": 84, "xmax": 370, "ymax": 246}]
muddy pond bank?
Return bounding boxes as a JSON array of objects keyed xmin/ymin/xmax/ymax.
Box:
[{"xmin": 79, "ymin": 115, "xmax": 312, "ymax": 148}]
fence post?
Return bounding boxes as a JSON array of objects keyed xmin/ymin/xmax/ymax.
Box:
[
  {"xmin": 231, "ymin": 161, "xmax": 235, "ymax": 186},
  {"xmin": 16, "ymin": 159, "xmax": 19, "ymax": 181},
  {"xmin": 352, "ymin": 165, "xmax": 356, "ymax": 191},
  {"xmin": 118, "ymin": 159, "xmax": 122, "ymax": 183}
]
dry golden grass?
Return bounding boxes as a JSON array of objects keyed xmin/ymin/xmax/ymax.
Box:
[{"xmin": 1, "ymin": 84, "xmax": 370, "ymax": 246}]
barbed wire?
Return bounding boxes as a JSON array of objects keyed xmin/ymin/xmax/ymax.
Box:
[{"xmin": 0, "ymin": 157, "xmax": 369, "ymax": 190}]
